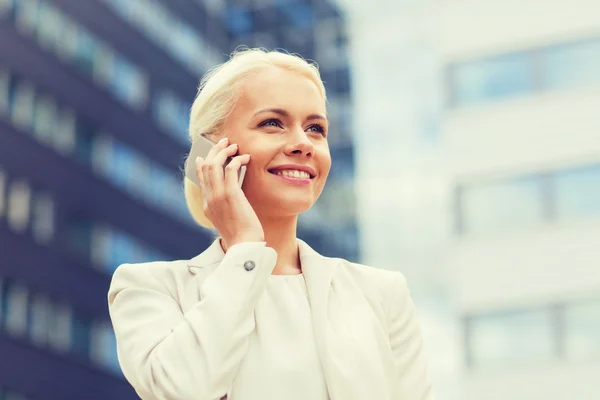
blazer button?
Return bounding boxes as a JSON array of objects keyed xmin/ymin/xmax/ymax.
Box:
[{"xmin": 243, "ymin": 260, "xmax": 256, "ymax": 271}]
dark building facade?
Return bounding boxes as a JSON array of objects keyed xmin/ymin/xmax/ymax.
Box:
[{"xmin": 0, "ymin": 0, "xmax": 356, "ymax": 398}]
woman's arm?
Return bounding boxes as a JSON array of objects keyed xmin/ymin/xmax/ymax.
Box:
[
  {"xmin": 388, "ymin": 273, "xmax": 434, "ymax": 400},
  {"xmin": 108, "ymin": 242, "xmax": 277, "ymax": 400}
]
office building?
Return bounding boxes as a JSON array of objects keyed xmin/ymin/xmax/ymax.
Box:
[
  {"xmin": 441, "ymin": 0, "xmax": 600, "ymax": 398},
  {"xmin": 0, "ymin": 0, "xmax": 355, "ymax": 398}
]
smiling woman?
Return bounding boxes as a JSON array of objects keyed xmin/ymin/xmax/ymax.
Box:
[
  {"xmin": 107, "ymin": 48, "xmax": 434, "ymax": 400},
  {"xmin": 184, "ymin": 48, "xmax": 330, "ymax": 230}
]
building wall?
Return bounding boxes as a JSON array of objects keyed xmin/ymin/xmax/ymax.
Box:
[
  {"xmin": 0, "ymin": 0, "xmax": 356, "ymax": 398},
  {"xmin": 441, "ymin": 1, "xmax": 600, "ymax": 399}
]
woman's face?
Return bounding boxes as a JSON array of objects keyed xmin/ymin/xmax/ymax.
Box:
[{"xmin": 222, "ymin": 66, "xmax": 331, "ymax": 220}]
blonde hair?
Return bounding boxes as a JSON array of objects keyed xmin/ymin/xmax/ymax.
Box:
[{"xmin": 184, "ymin": 47, "xmax": 327, "ymax": 229}]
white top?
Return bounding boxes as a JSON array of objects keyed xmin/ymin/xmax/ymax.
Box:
[{"xmin": 228, "ymin": 274, "xmax": 330, "ymax": 400}]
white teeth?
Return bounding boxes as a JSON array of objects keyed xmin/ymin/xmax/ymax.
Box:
[{"xmin": 275, "ymin": 170, "xmax": 311, "ymax": 179}]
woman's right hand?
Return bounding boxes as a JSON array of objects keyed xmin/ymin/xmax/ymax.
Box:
[{"xmin": 195, "ymin": 137, "xmax": 265, "ymax": 247}]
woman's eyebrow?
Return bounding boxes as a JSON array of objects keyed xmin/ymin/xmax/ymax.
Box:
[{"xmin": 253, "ymin": 108, "xmax": 327, "ymax": 121}]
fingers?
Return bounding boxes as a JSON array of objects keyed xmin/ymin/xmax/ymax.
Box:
[
  {"xmin": 204, "ymin": 144, "xmax": 239, "ymax": 194},
  {"xmin": 224, "ymin": 154, "xmax": 251, "ymax": 188}
]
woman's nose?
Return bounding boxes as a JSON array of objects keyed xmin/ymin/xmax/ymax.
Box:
[{"xmin": 284, "ymin": 129, "xmax": 315, "ymax": 157}]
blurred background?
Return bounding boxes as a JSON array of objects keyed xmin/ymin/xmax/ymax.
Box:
[{"xmin": 0, "ymin": 0, "xmax": 599, "ymax": 399}]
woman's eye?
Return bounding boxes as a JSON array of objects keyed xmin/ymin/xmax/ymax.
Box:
[
  {"xmin": 307, "ymin": 124, "xmax": 326, "ymax": 135},
  {"xmin": 260, "ymin": 119, "xmax": 282, "ymax": 128}
]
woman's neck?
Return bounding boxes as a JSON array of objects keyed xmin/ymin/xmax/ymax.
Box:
[{"xmin": 262, "ymin": 215, "xmax": 301, "ymax": 275}]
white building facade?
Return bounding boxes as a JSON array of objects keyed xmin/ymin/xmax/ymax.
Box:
[{"xmin": 441, "ymin": 0, "xmax": 600, "ymax": 399}]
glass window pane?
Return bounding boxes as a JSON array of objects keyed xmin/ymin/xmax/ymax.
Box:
[
  {"xmin": 555, "ymin": 163, "xmax": 600, "ymax": 220},
  {"xmin": 0, "ymin": 68, "xmax": 9, "ymax": 116},
  {"xmin": 565, "ymin": 298, "xmax": 600, "ymax": 361},
  {"xmin": 8, "ymin": 180, "xmax": 31, "ymax": 233},
  {"xmin": 0, "ymin": 169, "xmax": 6, "ymax": 218},
  {"xmin": 90, "ymin": 224, "xmax": 110, "ymax": 268},
  {"xmin": 28, "ymin": 293, "xmax": 51, "ymax": 346},
  {"xmin": 469, "ymin": 308, "xmax": 556, "ymax": 367},
  {"xmin": 451, "ymin": 52, "xmax": 534, "ymax": 107},
  {"xmin": 72, "ymin": 26, "xmax": 97, "ymax": 75},
  {"xmin": 226, "ymin": 7, "xmax": 253, "ymax": 35},
  {"xmin": 91, "ymin": 133, "xmax": 113, "ymax": 177},
  {"xmin": 36, "ymin": 1, "xmax": 64, "ymax": 52},
  {"xmin": 543, "ymin": 39, "xmax": 600, "ymax": 90},
  {"xmin": 5, "ymin": 283, "xmax": 28, "ymax": 337},
  {"xmin": 48, "ymin": 303, "xmax": 71, "ymax": 352},
  {"xmin": 14, "ymin": 0, "xmax": 38, "ymax": 34},
  {"xmin": 90, "ymin": 321, "xmax": 122, "ymax": 375},
  {"xmin": 54, "ymin": 108, "xmax": 76, "ymax": 155},
  {"xmin": 32, "ymin": 193, "xmax": 54, "ymax": 244},
  {"xmin": 0, "ymin": 278, "xmax": 7, "ymax": 328},
  {"xmin": 67, "ymin": 219, "xmax": 93, "ymax": 259},
  {"xmin": 460, "ymin": 175, "xmax": 544, "ymax": 235},
  {"xmin": 10, "ymin": 80, "xmax": 35, "ymax": 131},
  {"xmin": 109, "ymin": 141, "xmax": 135, "ymax": 188},
  {"xmin": 71, "ymin": 312, "xmax": 92, "ymax": 359},
  {"xmin": 0, "ymin": 0, "xmax": 15, "ymax": 15},
  {"xmin": 32, "ymin": 94, "xmax": 57, "ymax": 146}
]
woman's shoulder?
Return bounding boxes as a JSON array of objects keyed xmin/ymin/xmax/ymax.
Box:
[
  {"xmin": 337, "ymin": 258, "xmax": 409, "ymax": 312},
  {"xmin": 108, "ymin": 259, "xmax": 192, "ymax": 298},
  {"xmin": 339, "ymin": 258, "xmax": 407, "ymax": 286}
]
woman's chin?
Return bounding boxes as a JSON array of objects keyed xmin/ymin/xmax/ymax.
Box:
[{"xmin": 252, "ymin": 196, "xmax": 314, "ymax": 219}]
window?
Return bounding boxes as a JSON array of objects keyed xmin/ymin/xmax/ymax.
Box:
[
  {"xmin": 315, "ymin": 19, "xmax": 347, "ymax": 71},
  {"xmin": 280, "ymin": 4, "xmax": 314, "ymax": 28},
  {"xmin": 10, "ymin": 80, "xmax": 35, "ymax": 131},
  {"xmin": 450, "ymin": 52, "xmax": 534, "ymax": 107},
  {"xmin": 67, "ymin": 218, "xmax": 93, "ymax": 260},
  {"xmin": 109, "ymin": 57, "xmax": 148, "ymax": 109},
  {"xmin": 101, "ymin": 0, "xmax": 222, "ymax": 75},
  {"xmin": 0, "ymin": 387, "xmax": 30, "ymax": 400},
  {"xmin": 4, "ymin": 283, "xmax": 28, "ymax": 337},
  {"xmin": 71, "ymin": 311, "xmax": 92, "ymax": 359},
  {"xmin": 0, "ymin": 169, "xmax": 6, "ymax": 218},
  {"xmin": 459, "ymin": 175, "xmax": 544, "ymax": 235},
  {"xmin": 329, "ymin": 146, "xmax": 355, "ymax": 181},
  {"xmin": 32, "ymin": 94, "xmax": 57, "ymax": 146},
  {"xmin": 47, "ymin": 303, "xmax": 71, "ymax": 352},
  {"xmin": 0, "ymin": 68, "xmax": 9, "ymax": 116},
  {"xmin": 90, "ymin": 223, "xmax": 170, "ymax": 273},
  {"xmin": 23, "ymin": 2, "xmax": 150, "ymax": 109},
  {"xmin": 154, "ymin": 90, "xmax": 191, "ymax": 144},
  {"xmin": 318, "ymin": 180, "xmax": 357, "ymax": 225},
  {"xmin": 0, "ymin": 0, "xmax": 15, "ymax": 15},
  {"xmin": 70, "ymin": 25, "xmax": 98, "ymax": 76},
  {"xmin": 13, "ymin": 0, "xmax": 37, "ymax": 34},
  {"xmin": 554, "ymin": 163, "xmax": 600, "ymax": 221},
  {"xmin": 54, "ymin": 108, "xmax": 76, "ymax": 155},
  {"xmin": 31, "ymin": 193, "xmax": 54, "ymax": 244},
  {"xmin": 468, "ymin": 308, "xmax": 556, "ymax": 367},
  {"xmin": 226, "ymin": 7, "xmax": 253, "ymax": 35},
  {"xmin": 28, "ymin": 293, "xmax": 52, "ymax": 346},
  {"xmin": 565, "ymin": 298, "xmax": 600, "ymax": 361},
  {"xmin": 7, "ymin": 180, "xmax": 31, "ymax": 233},
  {"xmin": 35, "ymin": 0, "xmax": 63, "ymax": 52},
  {"xmin": 0, "ymin": 278, "xmax": 7, "ymax": 328},
  {"xmin": 326, "ymin": 95, "xmax": 353, "ymax": 149},
  {"xmin": 543, "ymin": 38, "xmax": 600, "ymax": 91},
  {"xmin": 91, "ymin": 321, "xmax": 122, "ymax": 375},
  {"xmin": 73, "ymin": 119, "xmax": 97, "ymax": 165}
]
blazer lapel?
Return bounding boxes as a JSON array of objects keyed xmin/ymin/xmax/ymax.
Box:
[{"xmin": 299, "ymin": 239, "xmax": 393, "ymax": 400}]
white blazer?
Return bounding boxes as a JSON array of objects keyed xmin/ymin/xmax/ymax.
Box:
[{"xmin": 108, "ymin": 238, "xmax": 434, "ymax": 400}]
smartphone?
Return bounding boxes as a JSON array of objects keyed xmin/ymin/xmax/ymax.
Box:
[{"xmin": 185, "ymin": 134, "xmax": 247, "ymax": 187}]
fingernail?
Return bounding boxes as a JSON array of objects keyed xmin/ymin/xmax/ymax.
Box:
[
  {"xmin": 195, "ymin": 156, "xmax": 201, "ymax": 165},
  {"xmin": 219, "ymin": 137, "xmax": 228, "ymax": 143}
]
